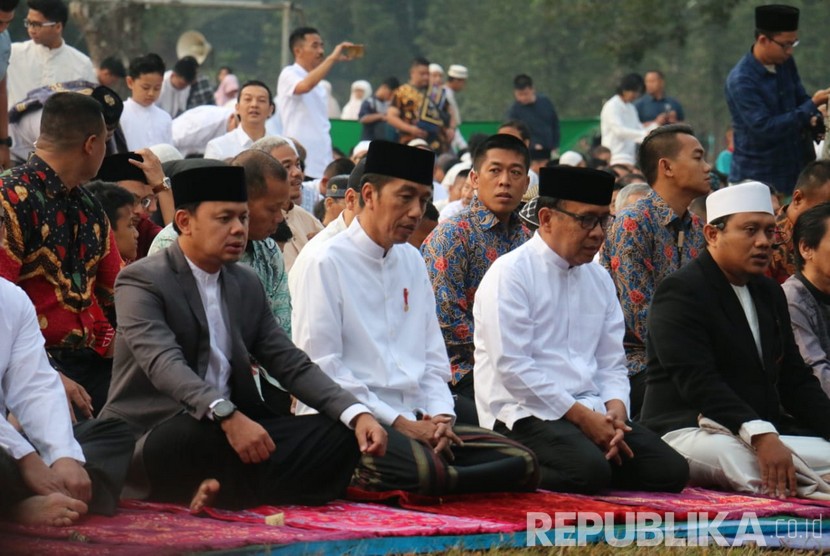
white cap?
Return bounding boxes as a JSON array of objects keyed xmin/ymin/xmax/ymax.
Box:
[
  {"xmin": 448, "ymin": 65, "xmax": 468, "ymax": 79},
  {"xmin": 441, "ymin": 161, "xmax": 472, "ymax": 188},
  {"xmin": 706, "ymin": 181, "xmax": 774, "ymax": 224},
  {"xmin": 407, "ymin": 138, "xmax": 430, "ymax": 149},
  {"xmin": 429, "ymin": 63, "xmax": 444, "ymax": 75},
  {"xmin": 352, "ymin": 140, "xmax": 371, "ymax": 156},
  {"xmin": 559, "ymin": 150, "xmax": 584, "ymax": 167},
  {"xmin": 148, "ymin": 143, "xmax": 184, "ymax": 163}
]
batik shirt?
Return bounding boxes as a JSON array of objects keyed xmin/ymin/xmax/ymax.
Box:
[
  {"xmin": 422, "ymin": 196, "xmax": 530, "ymax": 384},
  {"xmin": 601, "ymin": 190, "xmax": 704, "ymax": 377},
  {"xmin": 768, "ymin": 204, "xmax": 795, "ymax": 285},
  {"xmin": 150, "ymin": 225, "xmax": 292, "ymax": 337},
  {"xmin": 0, "ymin": 155, "xmax": 121, "ymax": 351}
]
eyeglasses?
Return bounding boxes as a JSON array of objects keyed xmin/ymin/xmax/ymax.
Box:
[
  {"xmin": 769, "ymin": 37, "xmax": 799, "ymax": 50},
  {"xmin": 551, "ymin": 206, "xmax": 613, "ymax": 231},
  {"xmin": 136, "ymin": 195, "xmax": 154, "ymax": 210},
  {"xmin": 23, "ymin": 19, "xmax": 58, "ymax": 29}
]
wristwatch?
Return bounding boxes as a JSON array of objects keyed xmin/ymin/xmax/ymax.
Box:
[
  {"xmin": 211, "ymin": 399, "xmax": 236, "ymax": 423},
  {"xmin": 0, "ymin": 137, "xmax": 12, "ymax": 147},
  {"xmin": 152, "ymin": 176, "xmax": 171, "ymax": 194}
]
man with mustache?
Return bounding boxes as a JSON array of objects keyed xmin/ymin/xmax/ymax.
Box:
[
  {"xmin": 642, "ymin": 181, "xmax": 830, "ymax": 499},
  {"xmin": 474, "ymin": 166, "xmax": 688, "ymax": 494}
]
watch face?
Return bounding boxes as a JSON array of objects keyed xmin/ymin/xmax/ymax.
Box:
[{"xmin": 213, "ymin": 400, "xmax": 235, "ymax": 419}]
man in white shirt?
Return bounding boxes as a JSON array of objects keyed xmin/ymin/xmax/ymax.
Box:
[
  {"xmin": 7, "ymin": 0, "xmax": 96, "ymax": 109},
  {"xmin": 205, "ymin": 80, "xmax": 273, "ymax": 161},
  {"xmin": 100, "ymin": 165, "xmax": 385, "ymax": 509},
  {"xmin": 0, "ymin": 207, "xmax": 133, "ymax": 525},
  {"xmin": 600, "ymin": 73, "xmax": 665, "ymax": 166},
  {"xmin": 642, "ymin": 182, "xmax": 830, "ymax": 499},
  {"xmin": 292, "ymin": 140, "xmax": 539, "ymax": 495},
  {"xmin": 251, "ymin": 135, "xmax": 323, "ymax": 271},
  {"xmin": 474, "ymin": 165, "xmax": 688, "ymax": 494},
  {"xmin": 277, "ymin": 27, "xmax": 357, "ymax": 178}
]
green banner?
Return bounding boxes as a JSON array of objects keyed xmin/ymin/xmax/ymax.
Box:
[{"xmin": 329, "ymin": 118, "xmax": 600, "ymax": 156}]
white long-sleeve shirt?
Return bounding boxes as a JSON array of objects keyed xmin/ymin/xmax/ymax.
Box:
[
  {"xmin": 276, "ymin": 63, "xmax": 332, "ymax": 178},
  {"xmin": 156, "ymin": 70, "xmax": 191, "ymax": 118},
  {"xmin": 292, "ymin": 217, "xmax": 455, "ymax": 425},
  {"xmin": 600, "ymin": 94, "xmax": 653, "ymax": 166},
  {"xmin": 0, "ymin": 278, "xmax": 84, "ymax": 465},
  {"xmin": 7, "ymin": 39, "xmax": 96, "ymax": 108},
  {"xmin": 203, "ymin": 126, "xmax": 257, "ymax": 161},
  {"xmin": 473, "ymin": 233, "xmax": 630, "ymax": 430},
  {"xmin": 121, "ymin": 98, "xmax": 173, "ymax": 151}
]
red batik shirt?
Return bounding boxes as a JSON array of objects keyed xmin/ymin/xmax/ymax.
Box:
[{"xmin": 0, "ymin": 155, "xmax": 122, "ymax": 353}]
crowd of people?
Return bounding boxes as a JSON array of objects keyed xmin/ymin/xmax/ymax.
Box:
[{"xmin": 3, "ymin": 0, "xmax": 830, "ymax": 530}]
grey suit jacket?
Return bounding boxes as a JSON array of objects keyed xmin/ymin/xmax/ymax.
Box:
[{"xmin": 100, "ymin": 240, "xmax": 360, "ymax": 439}]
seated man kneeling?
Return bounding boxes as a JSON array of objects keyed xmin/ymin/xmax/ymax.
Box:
[
  {"xmin": 292, "ymin": 141, "xmax": 540, "ymax": 495},
  {"xmin": 642, "ymin": 182, "xmax": 830, "ymax": 499},
  {"xmin": 100, "ymin": 165, "xmax": 385, "ymax": 509},
  {"xmin": 474, "ymin": 166, "xmax": 689, "ymax": 494}
]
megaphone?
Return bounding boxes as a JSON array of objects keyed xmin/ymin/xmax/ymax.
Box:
[{"xmin": 176, "ymin": 30, "xmax": 212, "ymax": 65}]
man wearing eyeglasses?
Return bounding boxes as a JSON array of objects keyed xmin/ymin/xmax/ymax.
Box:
[
  {"xmin": 473, "ymin": 166, "xmax": 689, "ymax": 495},
  {"xmin": 725, "ymin": 4, "xmax": 830, "ymax": 196},
  {"xmin": 7, "ymin": 0, "xmax": 96, "ymax": 110},
  {"xmin": 94, "ymin": 151, "xmax": 174, "ymax": 261}
]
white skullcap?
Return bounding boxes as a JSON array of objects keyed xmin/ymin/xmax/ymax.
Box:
[
  {"xmin": 407, "ymin": 138, "xmax": 430, "ymax": 149},
  {"xmin": 706, "ymin": 181, "xmax": 774, "ymax": 224},
  {"xmin": 352, "ymin": 140, "xmax": 371, "ymax": 156},
  {"xmin": 429, "ymin": 63, "xmax": 444, "ymax": 74},
  {"xmin": 448, "ymin": 65, "xmax": 468, "ymax": 79},
  {"xmin": 559, "ymin": 150, "xmax": 584, "ymax": 167},
  {"xmin": 441, "ymin": 161, "xmax": 472, "ymax": 188},
  {"xmin": 148, "ymin": 143, "xmax": 184, "ymax": 163}
]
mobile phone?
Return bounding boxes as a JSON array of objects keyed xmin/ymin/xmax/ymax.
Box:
[{"xmin": 343, "ymin": 44, "xmax": 365, "ymax": 59}]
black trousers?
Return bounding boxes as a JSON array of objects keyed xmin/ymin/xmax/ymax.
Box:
[
  {"xmin": 48, "ymin": 347, "xmax": 112, "ymax": 418},
  {"xmin": 355, "ymin": 424, "xmax": 539, "ymax": 496},
  {"xmin": 0, "ymin": 418, "xmax": 134, "ymax": 516},
  {"xmin": 629, "ymin": 372, "xmax": 647, "ymax": 421},
  {"xmin": 141, "ymin": 413, "xmax": 359, "ymax": 509},
  {"xmin": 449, "ymin": 372, "xmax": 480, "ymax": 426},
  {"xmin": 496, "ymin": 416, "xmax": 688, "ymax": 494}
]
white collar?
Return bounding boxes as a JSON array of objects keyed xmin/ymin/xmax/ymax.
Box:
[
  {"xmin": 530, "ymin": 232, "xmax": 573, "ymax": 271},
  {"xmin": 349, "ymin": 216, "xmax": 390, "ymax": 260}
]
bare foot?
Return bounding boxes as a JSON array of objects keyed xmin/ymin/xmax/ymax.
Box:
[
  {"xmin": 13, "ymin": 493, "xmax": 88, "ymax": 527},
  {"xmin": 189, "ymin": 478, "xmax": 220, "ymax": 514}
]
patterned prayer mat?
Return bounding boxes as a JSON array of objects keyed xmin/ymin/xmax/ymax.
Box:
[{"xmin": 2, "ymin": 487, "xmax": 830, "ymax": 554}]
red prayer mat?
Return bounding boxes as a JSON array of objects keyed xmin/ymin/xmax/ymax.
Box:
[
  {"xmin": 122, "ymin": 498, "xmax": 514, "ymax": 536},
  {"xmin": 583, "ymin": 487, "xmax": 830, "ymax": 520},
  {"xmin": 0, "ymin": 505, "xmax": 362, "ymax": 556},
  {"xmin": 346, "ymin": 487, "xmax": 660, "ymax": 528}
]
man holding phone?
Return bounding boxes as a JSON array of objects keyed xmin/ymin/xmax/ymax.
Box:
[
  {"xmin": 725, "ymin": 4, "xmax": 830, "ymax": 195},
  {"xmin": 277, "ymin": 27, "xmax": 359, "ymax": 179}
]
